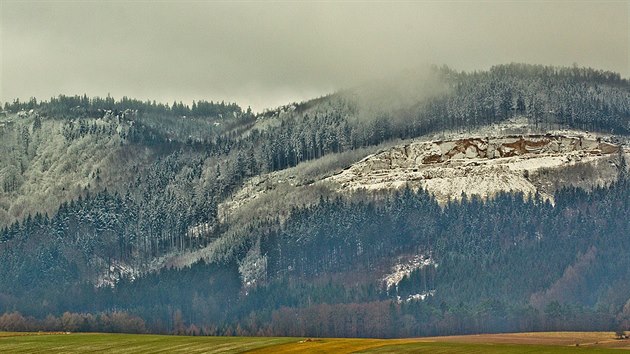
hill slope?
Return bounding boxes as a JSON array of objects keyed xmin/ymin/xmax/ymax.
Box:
[{"xmin": 0, "ymin": 63, "xmax": 629, "ymax": 337}]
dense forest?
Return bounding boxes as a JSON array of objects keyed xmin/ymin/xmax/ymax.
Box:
[
  {"xmin": 3, "ymin": 94, "xmax": 243, "ymax": 121},
  {"xmin": 0, "ymin": 64, "xmax": 629, "ymax": 337},
  {"xmin": 1, "ymin": 181, "xmax": 629, "ymax": 337}
]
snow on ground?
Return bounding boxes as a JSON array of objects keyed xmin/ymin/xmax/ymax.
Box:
[
  {"xmin": 187, "ymin": 222, "xmax": 214, "ymax": 238},
  {"xmin": 326, "ymin": 134, "xmax": 622, "ymax": 204},
  {"xmin": 383, "ymin": 254, "xmax": 437, "ymax": 303},
  {"xmin": 217, "ymin": 171, "xmax": 300, "ymax": 223},
  {"xmin": 397, "ymin": 290, "xmax": 436, "ymax": 303},
  {"xmin": 383, "ymin": 254, "xmax": 435, "ymax": 290},
  {"xmin": 95, "ymin": 260, "xmax": 138, "ymax": 288},
  {"xmin": 424, "ymin": 116, "xmax": 531, "ymax": 142}
]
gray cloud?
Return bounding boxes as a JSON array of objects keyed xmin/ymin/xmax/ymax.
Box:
[{"xmin": 1, "ymin": 1, "xmax": 628, "ymax": 111}]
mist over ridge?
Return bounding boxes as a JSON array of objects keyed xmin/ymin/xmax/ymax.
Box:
[{"xmin": 2, "ymin": 1, "xmax": 628, "ymax": 111}]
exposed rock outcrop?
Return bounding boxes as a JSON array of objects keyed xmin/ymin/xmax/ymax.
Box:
[{"xmin": 327, "ymin": 135, "xmax": 624, "ymax": 204}]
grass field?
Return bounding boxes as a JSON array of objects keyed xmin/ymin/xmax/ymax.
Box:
[{"xmin": 1, "ymin": 331, "xmax": 629, "ymax": 353}]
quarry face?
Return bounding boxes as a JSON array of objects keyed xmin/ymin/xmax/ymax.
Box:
[{"xmin": 327, "ymin": 134, "xmax": 625, "ymax": 203}]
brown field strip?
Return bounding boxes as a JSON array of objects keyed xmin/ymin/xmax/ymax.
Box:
[
  {"xmin": 1, "ymin": 331, "xmax": 629, "ymax": 353},
  {"xmin": 247, "ymin": 333, "xmax": 630, "ymax": 353},
  {"xmin": 420, "ymin": 332, "xmax": 630, "ymax": 349}
]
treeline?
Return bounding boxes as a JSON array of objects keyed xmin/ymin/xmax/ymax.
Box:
[
  {"xmin": 265, "ymin": 300, "xmax": 619, "ymax": 338},
  {"xmin": 0, "ymin": 311, "xmax": 146, "ymax": 334},
  {"xmin": 3, "ymin": 94, "xmax": 243, "ymax": 119},
  {"xmin": 0, "ymin": 299, "xmax": 620, "ymax": 338}
]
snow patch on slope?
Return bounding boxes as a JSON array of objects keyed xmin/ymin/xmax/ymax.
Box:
[
  {"xmin": 383, "ymin": 254, "xmax": 435, "ymax": 290},
  {"xmin": 397, "ymin": 291, "xmax": 436, "ymax": 303},
  {"xmin": 95, "ymin": 260, "xmax": 138, "ymax": 288}
]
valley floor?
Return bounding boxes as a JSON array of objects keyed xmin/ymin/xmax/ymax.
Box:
[{"xmin": 1, "ymin": 331, "xmax": 629, "ymax": 353}]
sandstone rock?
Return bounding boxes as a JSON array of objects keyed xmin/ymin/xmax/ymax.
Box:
[{"xmin": 465, "ymin": 145, "xmax": 478, "ymax": 159}]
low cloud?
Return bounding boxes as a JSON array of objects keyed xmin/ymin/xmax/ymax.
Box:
[{"xmin": 1, "ymin": 1, "xmax": 628, "ymax": 111}]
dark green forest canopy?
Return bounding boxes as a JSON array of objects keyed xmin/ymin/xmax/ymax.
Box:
[{"xmin": 1, "ymin": 181, "xmax": 629, "ymax": 337}]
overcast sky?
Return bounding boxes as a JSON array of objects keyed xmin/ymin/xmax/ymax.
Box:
[{"xmin": 1, "ymin": 1, "xmax": 628, "ymax": 111}]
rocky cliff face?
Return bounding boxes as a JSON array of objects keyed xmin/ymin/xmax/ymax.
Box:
[{"xmin": 327, "ymin": 135, "xmax": 625, "ymax": 203}]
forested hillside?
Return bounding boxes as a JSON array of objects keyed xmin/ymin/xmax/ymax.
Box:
[
  {"xmin": 2, "ymin": 182, "xmax": 629, "ymax": 337},
  {"xmin": 0, "ymin": 64, "xmax": 629, "ymax": 337}
]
